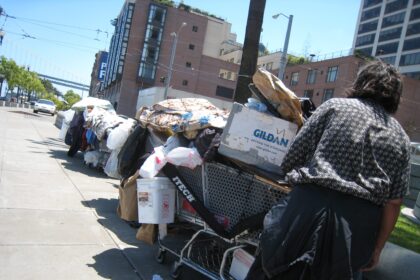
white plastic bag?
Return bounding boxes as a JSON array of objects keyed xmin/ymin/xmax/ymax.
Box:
[
  {"xmin": 63, "ymin": 109, "xmax": 75, "ymax": 123},
  {"xmin": 104, "ymin": 149, "xmax": 121, "ymax": 179},
  {"xmin": 59, "ymin": 122, "xmax": 69, "ymax": 140},
  {"xmin": 106, "ymin": 123, "xmax": 132, "ymax": 150},
  {"xmin": 166, "ymin": 147, "xmax": 202, "ymax": 169},
  {"xmin": 84, "ymin": 151, "xmax": 101, "ymax": 167},
  {"xmin": 139, "ymin": 146, "xmax": 167, "ymax": 178}
]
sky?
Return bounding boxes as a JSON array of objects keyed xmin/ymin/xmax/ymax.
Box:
[{"xmin": 0, "ymin": 0, "xmax": 361, "ymax": 96}]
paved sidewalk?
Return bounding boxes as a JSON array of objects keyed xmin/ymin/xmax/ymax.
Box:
[
  {"xmin": 0, "ymin": 107, "xmax": 206, "ymax": 279},
  {"xmin": 0, "ymin": 107, "xmax": 419, "ymax": 280}
]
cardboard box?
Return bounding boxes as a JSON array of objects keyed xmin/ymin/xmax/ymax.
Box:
[{"xmin": 219, "ymin": 103, "xmax": 297, "ymax": 175}]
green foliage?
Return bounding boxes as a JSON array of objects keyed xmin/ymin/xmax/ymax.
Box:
[
  {"xmin": 64, "ymin": 90, "xmax": 81, "ymax": 107},
  {"xmin": 0, "ymin": 56, "xmax": 47, "ymax": 99},
  {"xmin": 153, "ymin": 0, "xmax": 175, "ymax": 7},
  {"xmin": 287, "ymin": 55, "xmax": 309, "ymax": 65},
  {"xmin": 389, "ymin": 214, "xmax": 420, "ymax": 253}
]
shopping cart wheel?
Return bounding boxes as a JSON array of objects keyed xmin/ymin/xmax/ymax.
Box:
[
  {"xmin": 155, "ymin": 248, "xmax": 166, "ymax": 264},
  {"xmin": 170, "ymin": 261, "xmax": 182, "ymax": 279}
]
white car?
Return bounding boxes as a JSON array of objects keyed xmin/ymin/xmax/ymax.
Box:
[{"xmin": 34, "ymin": 99, "xmax": 56, "ymax": 116}]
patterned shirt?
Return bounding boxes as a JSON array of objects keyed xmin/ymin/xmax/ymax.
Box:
[{"xmin": 280, "ymin": 98, "xmax": 411, "ymax": 205}]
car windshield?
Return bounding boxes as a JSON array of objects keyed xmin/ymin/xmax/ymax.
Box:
[{"xmin": 37, "ymin": 99, "xmax": 55, "ymax": 105}]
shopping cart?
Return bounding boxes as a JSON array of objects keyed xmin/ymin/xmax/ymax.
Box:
[{"xmin": 156, "ymin": 161, "xmax": 290, "ymax": 279}]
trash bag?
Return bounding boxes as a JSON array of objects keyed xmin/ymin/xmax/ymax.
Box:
[
  {"xmin": 193, "ymin": 128, "xmax": 222, "ymax": 161},
  {"xmin": 106, "ymin": 122, "xmax": 132, "ymax": 150},
  {"xmin": 139, "ymin": 146, "xmax": 167, "ymax": 179},
  {"xmin": 104, "ymin": 149, "xmax": 121, "ymax": 179},
  {"xmin": 166, "ymin": 147, "xmax": 202, "ymax": 169},
  {"xmin": 117, "ymin": 125, "xmax": 149, "ymax": 180},
  {"xmin": 59, "ymin": 122, "xmax": 69, "ymax": 140},
  {"xmin": 84, "ymin": 150, "xmax": 101, "ymax": 167}
]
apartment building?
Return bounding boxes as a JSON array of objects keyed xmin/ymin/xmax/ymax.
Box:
[
  {"xmin": 352, "ymin": 0, "xmax": 420, "ymax": 79},
  {"xmin": 101, "ymin": 0, "xmax": 241, "ymax": 116}
]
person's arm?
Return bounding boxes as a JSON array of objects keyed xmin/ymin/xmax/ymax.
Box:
[
  {"xmin": 280, "ymin": 100, "xmax": 333, "ymax": 174},
  {"xmin": 361, "ymin": 198, "xmax": 402, "ymax": 271}
]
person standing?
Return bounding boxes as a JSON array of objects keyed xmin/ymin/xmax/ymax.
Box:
[{"xmin": 247, "ymin": 61, "xmax": 411, "ymax": 280}]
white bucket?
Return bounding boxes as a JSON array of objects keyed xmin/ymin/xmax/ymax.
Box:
[{"xmin": 137, "ymin": 177, "xmax": 176, "ymax": 224}]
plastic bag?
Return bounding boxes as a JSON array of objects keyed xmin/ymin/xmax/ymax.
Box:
[
  {"xmin": 139, "ymin": 146, "xmax": 167, "ymax": 178},
  {"xmin": 84, "ymin": 150, "xmax": 101, "ymax": 167},
  {"xmin": 107, "ymin": 123, "xmax": 132, "ymax": 150},
  {"xmin": 245, "ymin": 97, "xmax": 267, "ymax": 113},
  {"xmin": 162, "ymin": 134, "xmax": 190, "ymax": 154},
  {"xmin": 63, "ymin": 109, "xmax": 76, "ymax": 124},
  {"xmin": 166, "ymin": 147, "xmax": 202, "ymax": 169},
  {"xmin": 59, "ymin": 122, "xmax": 70, "ymax": 140},
  {"xmin": 104, "ymin": 149, "xmax": 121, "ymax": 179}
]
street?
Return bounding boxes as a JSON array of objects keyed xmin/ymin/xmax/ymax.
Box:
[{"xmin": 0, "ymin": 107, "xmax": 205, "ymax": 280}]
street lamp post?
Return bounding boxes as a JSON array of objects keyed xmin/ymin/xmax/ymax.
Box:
[
  {"xmin": 272, "ymin": 13, "xmax": 293, "ymax": 81},
  {"xmin": 163, "ymin": 22, "xmax": 187, "ymax": 100}
]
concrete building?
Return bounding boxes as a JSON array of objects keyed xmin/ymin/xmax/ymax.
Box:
[{"xmin": 352, "ymin": 0, "xmax": 420, "ymax": 79}]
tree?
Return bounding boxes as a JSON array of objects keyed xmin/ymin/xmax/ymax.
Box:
[
  {"xmin": 64, "ymin": 90, "xmax": 81, "ymax": 107},
  {"xmin": 234, "ymin": 0, "xmax": 266, "ymax": 104}
]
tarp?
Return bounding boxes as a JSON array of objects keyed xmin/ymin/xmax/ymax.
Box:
[{"xmin": 71, "ymin": 97, "xmax": 115, "ymax": 112}]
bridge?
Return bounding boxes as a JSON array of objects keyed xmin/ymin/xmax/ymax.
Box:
[{"xmin": 37, "ymin": 73, "xmax": 90, "ymax": 91}]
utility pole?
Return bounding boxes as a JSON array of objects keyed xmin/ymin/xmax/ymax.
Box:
[{"xmin": 233, "ymin": 0, "xmax": 266, "ymax": 104}]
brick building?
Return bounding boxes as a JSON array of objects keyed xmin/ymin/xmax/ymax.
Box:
[{"xmin": 101, "ymin": 0, "xmax": 241, "ymax": 116}]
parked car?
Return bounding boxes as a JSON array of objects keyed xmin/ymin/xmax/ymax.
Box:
[{"xmin": 33, "ymin": 99, "xmax": 56, "ymax": 116}]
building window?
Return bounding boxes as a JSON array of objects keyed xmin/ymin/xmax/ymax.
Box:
[
  {"xmin": 189, "ymin": 44, "xmax": 195, "ymax": 50},
  {"xmin": 138, "ymin": 63, "xmax": 156, "ymax": 80},
  {"xmin": 355, "ymin": 47, "xmax": 373, "ymax": 56},
  {"xmin": 146, "ymin": 25, "xmax": 163, "ymax": 43},
  {"xmin": 407, "ymin": 22, "xmax": 420, "ymax": 36},
  {"xmin": 266, "ymin": 62, "xmax": 273, "ymax": 70},
  {"xmin": 403, "ymin": 37, "xmax": 420, "ymax": 51},
  {"xmin": 227, "ymin": 72, "xmax": 232, "ymax": 80},
  {"xmin": 363, "ymin": 0, "xmax": 381, "ymax": 8},
  {"xmin": 182, "ymin": 80, "xmax": 188, "ymax": 86},
  {"xmin": 216, "ymin": 86, "xmax": 234, "ymax": 99},
  {"xmin": 385, "ymin": 0, "xmax": 408, "ymax": 15},
  {"xmin": 379, "ymin": 27, "xmax": 402, "ymax": 42},
  {"xmin": 400, "ymin": 52, "xmax": 420, "ymax": 66},
  {"xmin": 322, "ymin": 89, "xmax": 334, "ymax": 102},
  {"xmin": 382, "ymin": 12, "xmax": 405, "ymax": 28},
  {"xmin": 186, "ymin": 62, "xmax": 192, "ymax": 68},
  {"xmin": 404, "ymin": 71, "xmax": 420, "ymax": 80},
  {"xmin": 219, "ymin": 73, "xmax": 225, "ymax": 78},
  {"xmin": 303, "ymin": 89, "xmax": 314, "ymax": 99},
  {"xmin": 415, "ymin": 0, "xmax": 420, "ymax": 6},
  {"xmin": 361, "ymin": 6, "xmax": 381, "ymax": 22},
  {"xmin": 376, "ymin": 42, "xmax": 399, "ymax": 55},
  {"xmin": 306, "ymin": 70, "xmax": 317, "ymax": 84},
  {"xmin": 192, "ymin": 25, "xmax": 198, "ymax": 32},
  {"xmin": 355, "ymin": 34, "xmax": 376, "ymax": 47},
  {"xmin": 358, "ymin": 20, "xmax": 378, "ymax": 34},
  {"xmin": 381, "ymin": 56, "xmax": 396, "ymax": 65},
  {"xmin": 326, "ymin": 66, "xmax": 338, "ymax": 83},
  {"xmin": 411, "ymin": 7, "xmax": 420, "ymax": 21},
  {"xmin": 148, "ymin": 5, "xmax": 166, "ymax": 25},
  {"xmin": 290, "ymin": 72, "xmax": 299, "ymax": 86}
]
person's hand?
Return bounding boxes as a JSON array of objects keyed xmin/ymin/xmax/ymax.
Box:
[{"xmin": 360, "ymin": 248, "xmax": 381, "ymax": 271}]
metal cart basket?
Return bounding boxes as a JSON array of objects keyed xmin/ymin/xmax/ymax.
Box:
[{"xmin": 157, "ymin": 161, "xmax": 290, "ymax": 279}]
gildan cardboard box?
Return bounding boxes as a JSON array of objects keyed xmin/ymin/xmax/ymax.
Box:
[{"xmin": 219, "ymin": 103, "xmax": 297, "ymax": 175}]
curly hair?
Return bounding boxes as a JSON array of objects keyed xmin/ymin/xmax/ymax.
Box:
[{"xmin": 347, "ymin": 60, "xmax": 403, "ymax": 114}]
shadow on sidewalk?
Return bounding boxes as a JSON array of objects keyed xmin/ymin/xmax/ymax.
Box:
[
  {"xmin": 49, "ymin": 149, "xmax": 109, "ymax": 179},
  {"xmin": 81, "ymin": 198, "xmax": 141, "ymax": 246}
]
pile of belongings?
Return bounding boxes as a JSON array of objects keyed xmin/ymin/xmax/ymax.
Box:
[{"xmin": 60, "ymin": 97, "xmax": 137, "ymax": 179}]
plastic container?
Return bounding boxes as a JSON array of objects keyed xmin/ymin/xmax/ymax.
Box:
[
  {"xmin": 137, "ymin": 177, "xmax": 176, "ymax": 224},
  {"xmin": 229, "ymin": 248, "xmax": 255, "ymax": 280}
]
